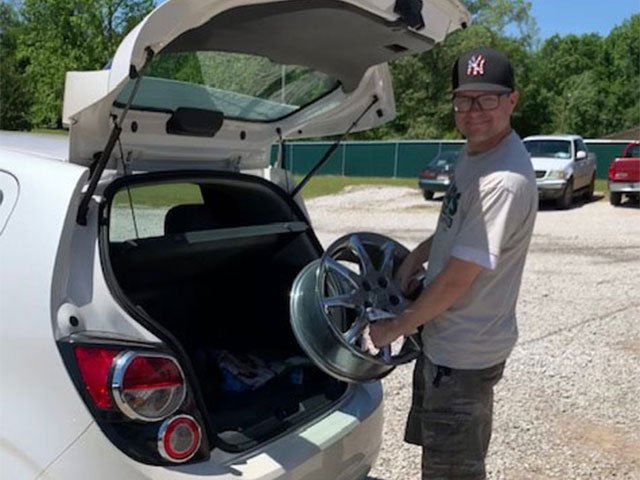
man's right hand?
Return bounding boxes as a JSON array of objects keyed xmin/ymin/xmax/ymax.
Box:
[
  {"xmin": 395, "ymin": 236, "xmax": 433, "ymax": 297},
  {"xmin": 396, "ymin": 253, "xmax": 425, "ymax": 297}
]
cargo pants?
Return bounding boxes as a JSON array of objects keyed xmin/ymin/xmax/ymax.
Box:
[{"xmin": 404, "ymin": 353, "xmax": 505, "ymax": 480}]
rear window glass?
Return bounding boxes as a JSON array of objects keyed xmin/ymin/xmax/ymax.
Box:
[
  {"xmin": 625, "ymin": 144, "xmax": 640, "ymax": 157},
  {"xmin": 110, "ymin": 183, "xmax": 203, "ymax": 242},
  {"xmin": 524, "ymin": 140, "xmax": 572, "ymax": 159},
  {"xmin": 115, "ymin": 51, "xmax": 340, "ymax": 121},
  {"xmin": 108, "ymin": 177, "xmax": 299, "ymax": 244}
]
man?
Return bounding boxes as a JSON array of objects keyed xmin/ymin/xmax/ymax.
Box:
[{"xmin": 369, "ymin": 47, "xmax": 537, "ymax": 479}]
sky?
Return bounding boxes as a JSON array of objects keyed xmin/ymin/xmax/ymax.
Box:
[{"xmin": 529, "ymin": 0, "xmax": 638, "ymax": 39}]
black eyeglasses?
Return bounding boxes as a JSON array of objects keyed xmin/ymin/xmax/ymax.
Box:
[{"xmin": 452, "ymin": 93, "xmax": 509, "ymax": 113}]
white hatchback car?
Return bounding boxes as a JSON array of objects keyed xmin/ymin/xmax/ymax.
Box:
[{"xmin": 0, "ymin": 1, "xmax": 469, "ymax": 479}]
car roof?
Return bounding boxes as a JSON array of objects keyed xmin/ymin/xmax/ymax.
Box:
[
  {"xmin": 0, "ymin": 131, "xmax": 69, "ymax": 161},
  {"xmin": 523, "ymin": 135, "xmax": 581, "ymax": 142}
]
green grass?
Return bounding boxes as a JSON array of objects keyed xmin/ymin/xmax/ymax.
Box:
[
  {"xmin": 111, "ymin": 176, "xmax": 418, "ymax": 207},
  {"xmin": 294, "ymin": 175, "xmax": 418, "ymax": 199},
  {"xmin": 595, "ymin": 179, "xmax": 607, "ymax": 193},
  {"xmin": 31, "ymin": 128, "xmax": 68, "ymax": 135},
  {"xmin": 113, "ymin": 183, "xmax": 202, "ymax": 208}
]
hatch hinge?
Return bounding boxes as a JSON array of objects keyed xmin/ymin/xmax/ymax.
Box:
[{"xmin": 76, "ymin": 47, "xmax": 154, "ymax": 225}]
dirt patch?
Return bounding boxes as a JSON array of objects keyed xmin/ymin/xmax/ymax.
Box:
[
  {"xmin": 558, "ymin": 416, "xmax": 640, "ymax": 465},
  {"xmin": 616, "ymin": 337, "xmax": 640, "ymax": 358}
]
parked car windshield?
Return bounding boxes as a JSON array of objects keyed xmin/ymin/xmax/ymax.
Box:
[
  {"xmin": 114, "ymin": 51, "xmax": 340, "ymax": 121},
  {"xmin": 524, "ymin": 140, "xmax": 572, "ymax": 159}
]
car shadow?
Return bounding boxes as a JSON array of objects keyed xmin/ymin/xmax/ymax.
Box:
[{"xmin": 538, "ymin": 193, "xmax": 605, "ymax": 211}]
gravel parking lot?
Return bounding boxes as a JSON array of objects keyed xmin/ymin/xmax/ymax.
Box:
[{"xmin": 306, "ymin": 187, "xmax": 640, "ymax": 480}]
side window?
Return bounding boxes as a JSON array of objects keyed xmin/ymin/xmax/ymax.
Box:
[
  {"xmin": 109, "ymin": 183, "xmax": 204, "ymax": 242},
  {"xmin": 0, "ymin": 172, "xmax": 19, "ymax": 236},
  {"xmin": 577, "ymin": 139, "xmax": 587, "ymax": 152}
]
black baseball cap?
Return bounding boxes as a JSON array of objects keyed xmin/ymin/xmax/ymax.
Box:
[{"xmin": 452, "ymin": 47, "xmax": 514, "ymax": 94}]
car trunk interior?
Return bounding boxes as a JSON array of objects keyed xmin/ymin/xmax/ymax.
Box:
[{"xmin": 104, "ymin": 172, "xmax": 347, "ymax": 450}]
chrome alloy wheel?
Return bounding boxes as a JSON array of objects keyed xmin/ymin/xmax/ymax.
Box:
[{"xmin": 290, "ymin": 232, "xmax": 421, "ymax": 383}]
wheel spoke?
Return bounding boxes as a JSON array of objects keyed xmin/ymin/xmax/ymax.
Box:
[
  {"xmin": 349, "ymin": 234, "xmax": 374, "ymax": 276},
  {"xmin": 407, "ymin": 335, "xmax": 421, "ymax": 350},
  {"xmin": 343, "ymin": 317, "xmax": 368, "ymax": 345},
  {"xmin": 379, "ymin": 241, "xmax": 396, "ymax": 277},
  {"xmin": 324, "ymin": 257, "xmax": 361, "ymax": 289},
  {"xmin": 379, "ymin": 345, "xmax": 391, "ymax": 362},
  {"xmin": 322, "ymin": 293, "xmax": 359, "ymax": 309}
]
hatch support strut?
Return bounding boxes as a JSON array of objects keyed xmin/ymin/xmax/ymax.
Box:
[
  {"xmin": 291, "ymin": 95, "xmax": 379, "ymax": 198},
  {"xmin": 76, "ymin": 48, "xmax": 154, "ymax": 225}
]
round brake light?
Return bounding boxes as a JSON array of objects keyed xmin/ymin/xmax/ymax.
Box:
[
  {"xmin": 111, "ymin": 352, "xmax": 186, "ymax": 422},
  {"xmin": 158, "ymin": 415, "xmax": 202, "ymax": 462}
]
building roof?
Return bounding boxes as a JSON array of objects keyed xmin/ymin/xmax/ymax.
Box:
[{"xmin": 602, "ymin": 126, "xmax": 640, "ymax": 141}]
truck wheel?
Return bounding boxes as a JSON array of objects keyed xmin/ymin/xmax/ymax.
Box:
[
  {"xmin": 584, "ymin": 175, "xmax": 595, "ymax": 201},
  {"xmin": 556, "ymin": 179, "xmax": 573, "ymax": 210},
  {"xmin": 423, "ymin": 190, "xmax": 434, "ymax": 201},
  {"xmin": 609, "ymin": 192, "xmax": 622, "ymax": 206}
]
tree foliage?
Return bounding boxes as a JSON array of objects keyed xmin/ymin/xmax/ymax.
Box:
[
  {"xmin": 0, "ymin": 3, "xmax": 31, "ymax": 130},
  {"xmin": 16, "ymin": 0, "xmax": 153, "ymax": 128},
  {"xmin": 0, "ymin": 1, "xmax": 637, "ymax": 139}
]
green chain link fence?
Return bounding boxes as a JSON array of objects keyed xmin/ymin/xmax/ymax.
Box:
[{"xmin": 271, "ymin": 140, "xmax": 631, "ymax": 179}]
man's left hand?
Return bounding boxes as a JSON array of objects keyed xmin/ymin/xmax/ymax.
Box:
[{"xmin": 369, "ymin": 319, "xmax": 401, "ymax": 348}]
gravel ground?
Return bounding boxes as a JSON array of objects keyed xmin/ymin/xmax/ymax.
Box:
[{"xmin": 305, "ymin": 186, "xmax": 640, "ymax": 480}]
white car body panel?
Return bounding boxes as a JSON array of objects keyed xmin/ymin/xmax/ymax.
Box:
[
  {"xmin": 0, "ymin": 171, "xmax": 19, "ymax": 234},
  {"xmin": 43, "ymin": 383, "xmax": 383, "ymax": 480},
  {"xmin": 0, "ymin": 153, "xmax": 94, "ymax": 479}
]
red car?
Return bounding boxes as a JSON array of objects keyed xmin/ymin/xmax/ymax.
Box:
[{"xmin": 608, "ymin": 142, "xmax": 640, "ymax": 206}]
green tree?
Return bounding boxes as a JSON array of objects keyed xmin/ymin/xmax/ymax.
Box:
[
  {"xmin": 18, "ymin": 0, "xmax": 153, "ymax": 128},
  {"xmin": 0, "ymin": 3, "xmax": 31, "ymax": 130},
  {"xmin": 601, "ymin": 14, "xmax": 640, "ymax": 135}
]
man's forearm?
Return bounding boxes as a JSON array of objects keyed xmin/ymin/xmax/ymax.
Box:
[{"xmin": 391, "ymin": 257, "xmax": 483, "ymax": 337}]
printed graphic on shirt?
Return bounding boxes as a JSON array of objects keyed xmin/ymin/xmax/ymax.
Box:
[{"xmin": 440, "ymin": 181, "xmax": 460, "ymax": 229}]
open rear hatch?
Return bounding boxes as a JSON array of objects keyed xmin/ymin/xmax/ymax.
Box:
[{"xmin": 63, "ymin": 0, "xmax": 470, "ymax": 169}]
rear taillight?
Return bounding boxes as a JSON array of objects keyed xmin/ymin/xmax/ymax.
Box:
[
  {"xmin": 608, "ymin": 162, "xmax": 617, "ymax": 180},
  {"xmin": 112, "ymin": 352, "xmax": 186, "ymax": 421},
  {"xmin": 74, "ymin": 347, "xmax": 121, "ymax": 409},
  {"xmin": 65, "ymin": 342, "xmax": 207, "ymax": 465},
  {"xmin": 420, "ymin": 170, "xmax": 437, "ymax": 179},
  {"xmin": 158, "ymin": 415, "xmax": 202, "ymax": 463}
]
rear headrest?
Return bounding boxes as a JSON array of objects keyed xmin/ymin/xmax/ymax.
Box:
[{"xmin": 164, "ymin": 204, "xmax": 220, "ymax": 234}]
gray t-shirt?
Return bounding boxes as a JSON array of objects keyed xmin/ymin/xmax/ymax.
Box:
[{"xmin": 421, "ymin": 131, "xmax": 537, "ymax": 369}]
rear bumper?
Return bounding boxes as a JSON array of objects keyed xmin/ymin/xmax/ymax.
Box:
[
  {"xmin": 42, "ymin": 382, "xmax": 383, "ymax": 480},
  {"xmin": 419, "ymin": 179, "xmax": 450, "ymax": 192},
  {"xmin": 609, "ymin": 181, "xmax": 640, "ymax": 193},
  {"xmin": 536, "ymin": 179, "xmax": 566, "ymax": 199}
]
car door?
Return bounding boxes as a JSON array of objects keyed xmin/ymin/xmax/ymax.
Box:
[
  {"xmin": 577, "ymin": 138, "xmax": 594, "ymax": 185},
  {"xmin": 573, "ymin": 139, "xmax": 587, "ymax": 188},
  {"xmin": 0, "ymin": 171, "xmax": 19, "ymax": 236}
]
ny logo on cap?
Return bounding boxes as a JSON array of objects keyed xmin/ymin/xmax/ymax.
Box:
[{"xmin": 466, "ymin": 55, "xmax": 486, "ymax": 76}]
